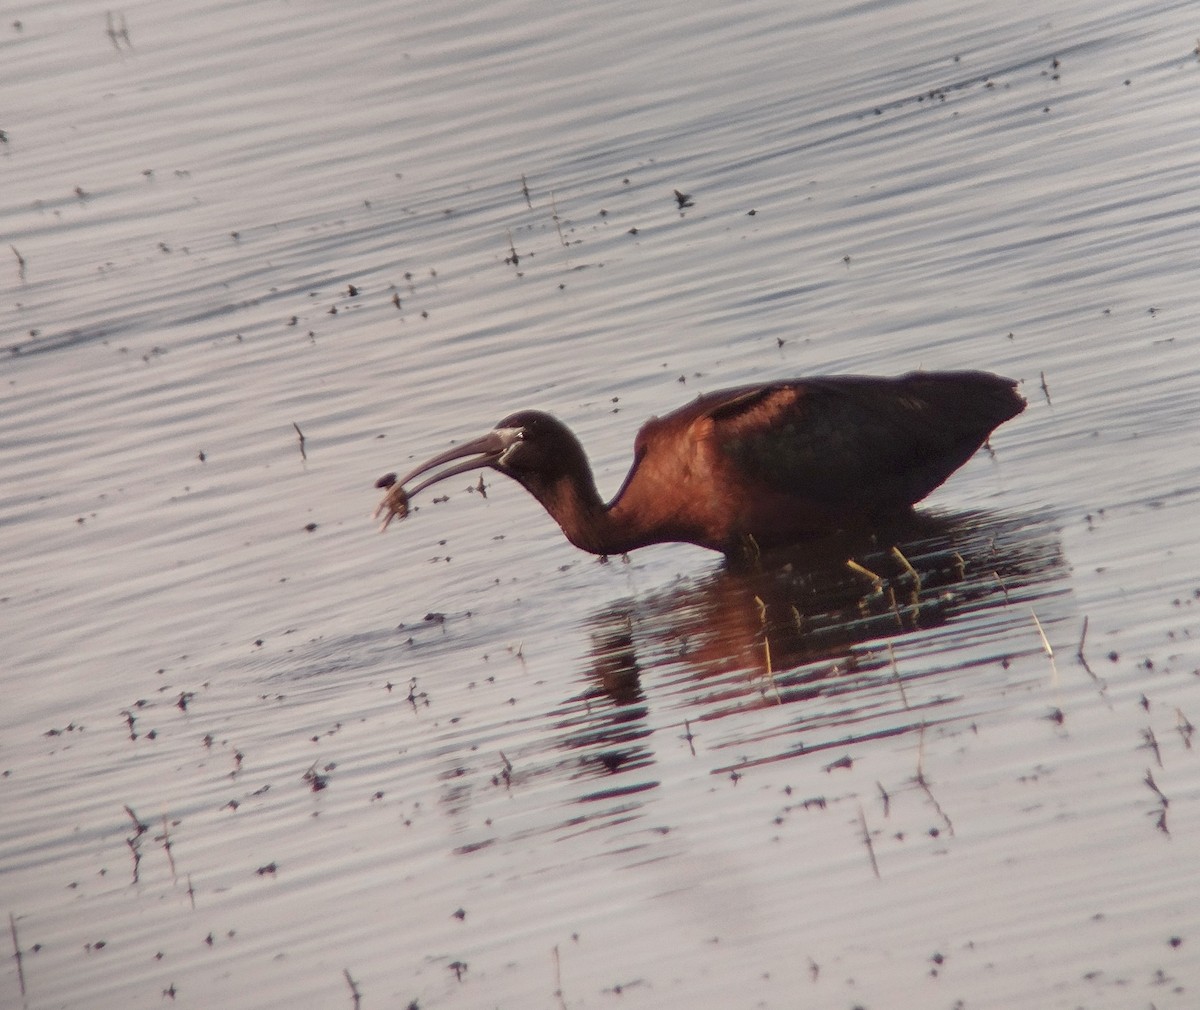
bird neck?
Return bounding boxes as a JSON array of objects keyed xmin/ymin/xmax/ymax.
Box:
[{"xmin": 530, "ymin": 472, "xmax": 650, "ymax": 557}]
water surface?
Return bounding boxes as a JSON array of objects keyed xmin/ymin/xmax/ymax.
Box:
[{"xmin": 4, "ymin": 1, "xmax": 1199, "ymax": 1007}]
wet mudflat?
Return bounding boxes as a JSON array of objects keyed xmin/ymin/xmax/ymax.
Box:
[{"xmin": 3, "ymin": 1, "xmax": 1199, "ymax": 1008}]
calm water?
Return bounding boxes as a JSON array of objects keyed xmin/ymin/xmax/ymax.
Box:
[{"xmin": 4, "ymin": 1, "xmax": 1200, "ymax": 1007}]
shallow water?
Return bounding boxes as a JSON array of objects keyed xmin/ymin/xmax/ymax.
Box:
[{"xmin": 4, "ymin": 1, "xmax": 1200, "ymax": 1008}]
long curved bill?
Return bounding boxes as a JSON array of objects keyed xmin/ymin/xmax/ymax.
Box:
[{"xmin": 374, "ymin": 428, "xmax": 517, "ymax": 531}]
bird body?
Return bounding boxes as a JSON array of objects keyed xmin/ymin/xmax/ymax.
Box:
[{"xmin": 375, "ymin": 371, "xmax": 1024, "ymax": 557}]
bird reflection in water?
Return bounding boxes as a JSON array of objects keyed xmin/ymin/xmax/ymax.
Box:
[{"xmin": 552, "ymin": 507, "xmax": 1067, "ymax": 798}]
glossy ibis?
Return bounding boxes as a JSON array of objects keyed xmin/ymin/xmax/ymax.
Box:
[{"xmin": 374, "ymin": 370, "xmax": 1024, "ymax": 557}]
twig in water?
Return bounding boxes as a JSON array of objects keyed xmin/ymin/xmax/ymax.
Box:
[
  {"xmin": 876, "ymin": 780, "xmax": 890, "ymax": 817},
  {"xmin": 126, "ymin": 835, "xmax": 142, "ymax": 883},
  {"xmin": 11, "ymin": 245, "xmax": 25, "ymax": 282},
  {"xmin": 1143, "ymin": 769, "xmax": 1170, "ymax": 835},
  {"xmin": 1140, "ymin": 727, "xmax": 1162, "ymax": 767},
  {"xmin": 1031, "ymin": 609, "xmax": 1058, "ymax": 687},
  {"xmin": 1039, "ymin": 370, "xmax": 1052, "ymax": 405},
  {"xmin": 343, "ymin": 968, "xmax": 362, "ymax": 1009},
  {"xmin": 885, "ymin": 585, "xmax": 904, "ymax": 629},
  {"xmin": 186, "ymin": 874, "xmax": 196, "ymax": 910},
  {"xmin": 915, "ymin": 725, "xmax": 954, "ymax": 837},
  {"xmin": 550, "ymin": 191, "xmax": 567, "ymax": 248},
  {"xmin": 890, "ymin": 545, "xmax": 921, "ymax": 602},
  {"xmin": 753, "ymin": 594, "xmax": 767, "ymax": 625},
  {"xmin": 159, "ymin": 814, "xmax": 178, "ymax": 882},
  {"xmin": 124, "ymin": 804, "xmax": 149, "ymax": 837},
  {"xmin": 552, "ymin": 945, "xmax": 568, "ymax": 1010},
  {"xmin": 857, "ymin": 802, "xmax": 880, "ymax": 879},
  {"xmin": 9, "ymin": 912, "xmax": 26, "ymax": 997},
  {"xmin": 292, "ymin": 422, "xmax": 306, "ymax": 462},
  {"xmin": 125, "ymin": 804, "xmax": 148, "ymax": 883},
  {"xmin": 846, "ymin": 559, "xmax": 882, "ymax": 589},
  {"xmin": 1143, "ymin": 768, "xmax": 1169, "ymax": 806},
  {"xmin": 752, "ymin": 595, "xmax": 781, "ymax": 703},
  {"xmin": 1031, "ymin": 610, "xmax": 1053, "ymax": 657},
  {"xmin": 682, "ymin": 719, "xmax": 696, "ymax": 757},
  {"xmin": 888, "ymin": 642, "xmax": 910, "ymax": 711},
  {"xmin": 761, "ymin": 636, "xmax": 781, "ymax": 704},
  {"xmin": 521, "ymin": 174, "xmax": 532, "ymax": 209},
  {"xmin": 1075, "ymin": 616, "xmax": 1102, "ymax": 685},
  {"xmin": 1176, "ymin": 708, "xmax": 1195, "ymax": 749}
]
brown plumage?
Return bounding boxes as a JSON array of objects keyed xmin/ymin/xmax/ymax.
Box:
[{"xmin": 375, "ymin": 370, "xmax": 1024, "ymax": 556}]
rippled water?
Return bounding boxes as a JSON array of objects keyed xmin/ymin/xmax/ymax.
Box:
[{"xmin": 4, "ymin": 1, "xmax": 1200, "ymax": 1007}]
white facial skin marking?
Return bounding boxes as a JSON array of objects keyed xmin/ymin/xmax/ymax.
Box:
[{"xmin": 496, "ymin": 427, "xmax": 525, "ymax": 466}]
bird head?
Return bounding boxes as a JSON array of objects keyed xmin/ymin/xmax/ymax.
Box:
[{"xmin": 377, "ymin": 410, "xmax": 590, "ymax": 515}]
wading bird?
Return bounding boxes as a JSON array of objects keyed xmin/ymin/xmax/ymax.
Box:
[{"xmin": 374, "ymin": 370, "xmax": 1024, "ymax": 557}]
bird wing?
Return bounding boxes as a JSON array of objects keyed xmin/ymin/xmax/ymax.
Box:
[{"xmin": 690, "ymin": 372, "xmax": 1022, "ymax": 510}]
